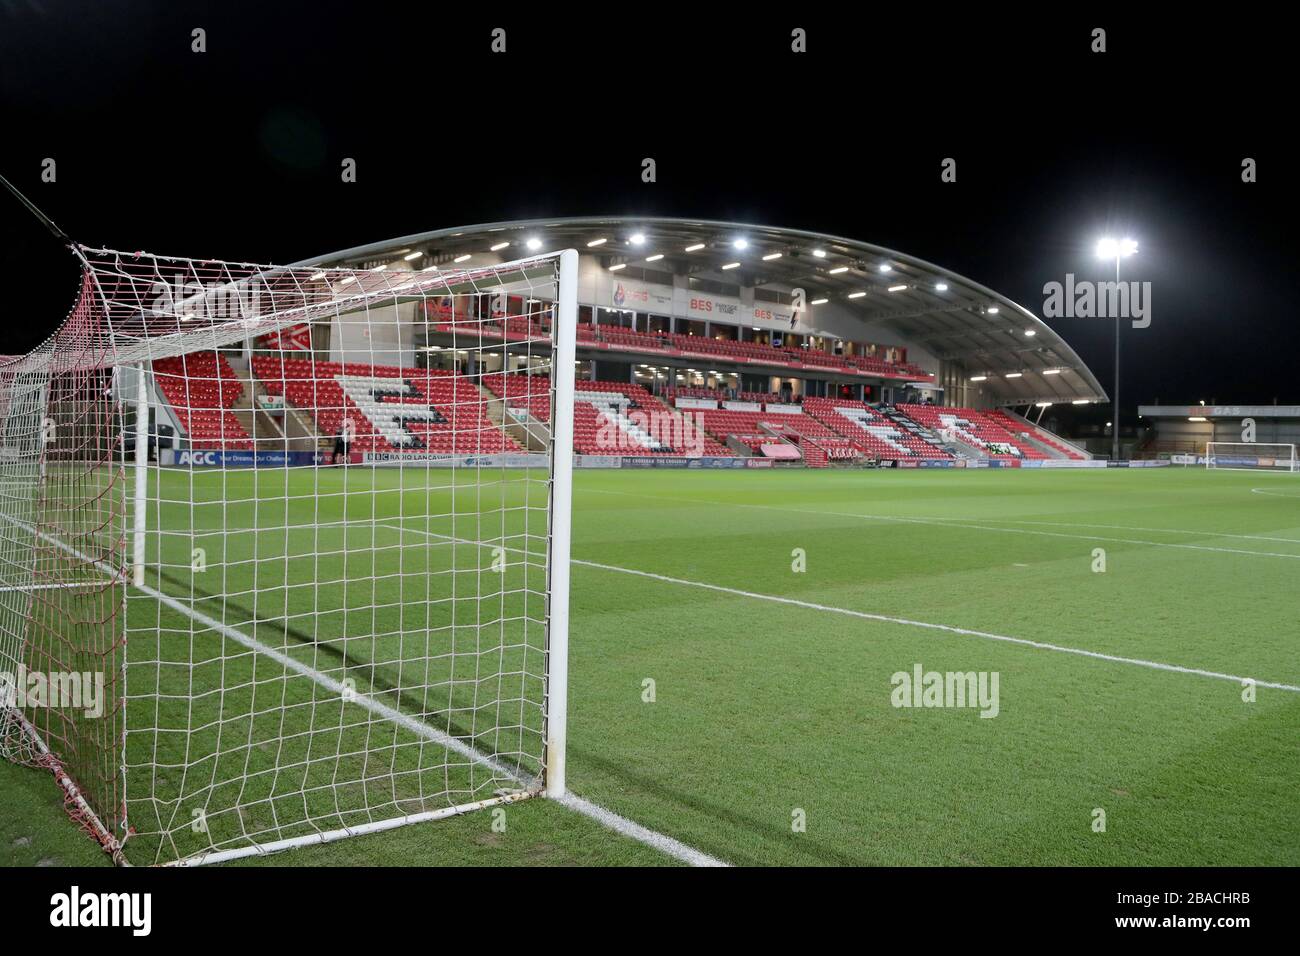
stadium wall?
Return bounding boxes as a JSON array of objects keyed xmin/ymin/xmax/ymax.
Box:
[
  {"xmin": 1139, "ymin": 405, "xmax": 1300, "ymax": 453},
  {"xmin": 331, "ymin": 299, "xmax": 418, "ymax": 369}
]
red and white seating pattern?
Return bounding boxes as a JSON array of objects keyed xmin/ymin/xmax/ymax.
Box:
[
  {"xmin": 894, "ymin": 404, "xmax": 1047, "ymax": 460},
  {"xmin": 252, "ymin": 356, "xmax": 520, "ymax": 455},
  {"xmin": 152, "ymin": 352, "xmax": 253, "ymax": 449},
  {"xmin": 482, "ymin": 372, "xmax": 552, "ymax": 422},
  {"xmin": 802, "ymin": 398, "xmax": 952, "ymax": 459},
  {"xmin": 483, "ymin": 374, "xmax": 732, "ymax": 456},
  {"xmin": 571, "ymin": 380, "xmax": 733, "ymax": 456},
  {"xmin": 989, "ymin": 410, "xmax": 1086, "ymax": 460}
]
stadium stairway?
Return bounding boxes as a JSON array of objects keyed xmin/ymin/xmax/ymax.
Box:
[
  {"xmin": 243, "ymin": 361, "xmax": 326, "ymax": 452},
  {"xmin": 152, "ymin": 351, "xmax": 255, "ymax": 450},
  {"xmin": 873, "ymin": 404, "xmax": 958, "ymax": 456},
  {"xmin": 477, "ymin": 380, "xmax": 548, "ymax": 451},
  {"xmin": 227, "ymin": 359, "xmax": 295, "ymax": 450}
]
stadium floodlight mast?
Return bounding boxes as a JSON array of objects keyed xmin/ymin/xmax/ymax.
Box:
[{"xmin": 1096, "ymin": 237, "xmax": 1138, "ymax": 460}]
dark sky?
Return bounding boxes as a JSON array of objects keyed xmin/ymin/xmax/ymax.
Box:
[{"xmin": 1, "ymin": 3, "xmax": 1294, "ymax": 417}]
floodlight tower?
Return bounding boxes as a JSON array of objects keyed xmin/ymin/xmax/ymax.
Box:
[{"xmin": 1096, "ymin": 237, "xmax": 1138, "ymax": 461}]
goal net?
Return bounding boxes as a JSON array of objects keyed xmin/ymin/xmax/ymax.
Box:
[
  {"xmin": 0, "ymin": 245, "xmax": 577, "ymax": 865},
  {"xmin": 1205, "ymin": 442, "xmax": 1297, "ymax": 472}
]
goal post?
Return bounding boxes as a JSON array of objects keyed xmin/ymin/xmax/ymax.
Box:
[
  {"xmin": 0, "ymin": 244, "xmax": 578, "ymax": 865},
  {"xmin": 543, "ymin": 248, "xmax": 577, "ymax": 800},
  {"xmin": 1205, "ymin": 442, "xmax": 1298, "ymax": 472}
]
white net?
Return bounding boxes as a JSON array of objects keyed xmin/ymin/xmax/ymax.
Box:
[
  {"xmin": 1205, "ymin": 442, "xmax": 1297, "ymax": 472},
  {"xmin": 0, "ymin": 245, "xmax": 576, "ymax": 865}
]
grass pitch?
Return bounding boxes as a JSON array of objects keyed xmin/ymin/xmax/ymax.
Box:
[{"xmin": 3, "ymin": 465, "xmax": 1298, "ymax": 865}]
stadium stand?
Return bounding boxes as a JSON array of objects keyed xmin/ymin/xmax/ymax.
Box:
[
  {"xmin": 570, "ymin": 380, "xmax": 733, "ymax": 457},
  {"xmin": 152, "ymin": 351, "xmax": 254, "ymax": 449},
  {"xmin": 988, "ymin": 409, "xmax": 1086, "ymax": 460},
  {"xmin": 893, "ymin": 404, "xmax": 1048, "ymax": 460},
  {"xmin": 663, "ymin": 386, "xmax": 786, "ymax": 405},
  {"xmin": 154, "ymin": 357, "xmax": 1077, "ymax": 465},
  {"xmin": 434, "ymin": 316, "xmax": 930, "ymax": 381},
  {"xmin": 483, "ymin": 374, "xmax": 733, "ymax": 456},
  {"xmin": 728, "ymin": 434, "xmax": 802, "ymax": 460},
  {"xmin": 802, "ymin": 398, "xmax": 952, "ymax": 459},
  {"xmin": 250, "ymin": 356, "xmax": 520, "ymax": 455},
  {"xmin": 481, "ymin": 372, "xmax": 552, "ymax": 421}
]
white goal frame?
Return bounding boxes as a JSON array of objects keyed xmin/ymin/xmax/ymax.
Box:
[
  {"xmin": 1, "ymin": 245, "xmax": 579, "ymax": 866},
  {"xmin": 1205, "ymin": 442, "xmax": 1298, "ymax": 472}
]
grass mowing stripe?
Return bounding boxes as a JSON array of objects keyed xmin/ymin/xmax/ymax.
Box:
[
  {"xmin": 24, "ymin": 519, "xmax": 726, "ymax": 868},
  {"xmin": 569, "ymin": 557, "xmax": 1300, "ymax": 694},
  {"xmin": 378, "ymin": 519, "xmax": 1300, "ymax": 694},
  {"xmin": 585, "ymin": 488, "xmax": 1300, "ymax": 560}
]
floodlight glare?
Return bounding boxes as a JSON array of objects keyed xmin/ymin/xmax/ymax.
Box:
[{"xmin": 1097, "ymin": 237, "xmax": 1137, "ymax": 259}]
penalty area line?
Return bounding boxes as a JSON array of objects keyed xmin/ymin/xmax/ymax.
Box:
[
  {"xmin": 379, "ymin": 520, "xmax": 1300, "ymax": 695},
  {"xmin": 572, "ymin": 557, "xmax": 1300, "ymax": 694}
]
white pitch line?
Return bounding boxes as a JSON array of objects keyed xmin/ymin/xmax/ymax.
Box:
[
  {"xmin": 555, "ymin": 793, "xmax": 727, "ymax": 867},
  {"xmin": 994, "ymin": 518, "xmax": 1300, "ymax": 545},
  {"xmin": 378, "ymin": 520, "xmax": 1300, "ymax": 695},
  {"xmin": 569, "ymin": 556, "xmax": 1300, "ymax": 694},
  {"xmin": 1251, "ymin": 487, "xmax": 1300, "ymax": 499},
  {"xmin": 22, "ymin": 519, "xmax": 727, "ymax": 868}
]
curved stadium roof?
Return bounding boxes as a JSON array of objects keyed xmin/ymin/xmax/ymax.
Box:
[{"xmin": 296, "ymin": 217, "xmax": 1106, "ymax": 405}]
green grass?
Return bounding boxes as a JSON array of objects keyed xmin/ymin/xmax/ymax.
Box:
[{"xmin": 4, "ymin": 466, "xmax": 1299, "ymax": 865}]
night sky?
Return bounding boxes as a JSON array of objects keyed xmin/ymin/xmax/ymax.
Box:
[{"xmin": 2, "ymin": 4, "xmax": 1293, "ymax": 421}]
